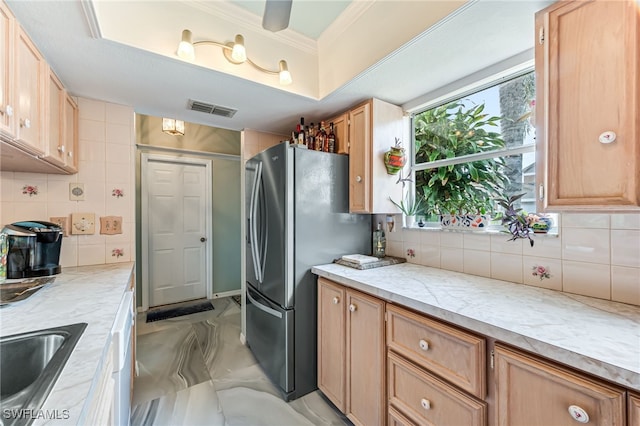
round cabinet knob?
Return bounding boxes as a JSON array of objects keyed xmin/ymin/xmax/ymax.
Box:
[
  {"xmin": 68, "ymin": 151, "xmax": 73, "ymax": 158},
  {"xmin": 0, "ymin": 105, "xmax": 9, "ymax": 116},
  {"xmin": 598, "ymin": 131, "xmax": 616, "ymax": 144},
  {"xmin": 58, "ymin": 145, "xmax": 65, "ymax": 153},
  {"xmin": 5, "ymin": 105, "xmax": 13, "ymax": 116},
  {"xmin": 348, "ymin": 304, "xmax": 357, "ymax": 312},
  {"xmin": 421, "ymin": 399, "xmax": 431, "ymax": 410},
  {"xmin": 355, "ymin": 175, "xmax": 362, "ymax": 182},
  {"xmin": 419, "ymin": 339, "xmax": 430, "ymax": 351},
  {"xmin": 200, "ymin": 237, "xmax": 207, "ymax": 242},
  {"xmin": 20, "ymin": 118, "xmax": 31, "ymax": 129},
  {"xmin": 332, "ymin": 296, "xmax": 340, "ymax": 305},
  {"xmin": 568, "ymin": 405, "xmax": 590, "ymax": 423}
]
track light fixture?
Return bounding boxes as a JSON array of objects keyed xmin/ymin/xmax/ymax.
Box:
[{"xmin": 176, "ymin": 29, "xmax": 292, "ymax": 85}]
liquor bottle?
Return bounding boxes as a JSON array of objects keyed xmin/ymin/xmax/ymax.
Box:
[
  {"xmin": 298, "ymin": 117, "xmax": 305, "ymax": 146},
  {"xmin": 307, "ymin": 122, "xmax": 315, "ymax": 150},
  {"xmin": 317, "ymin": 121, "xmax": 327, "ymax": 152},
  {"xmin": 372, "ymin": 222, "xmax": 386, "ymax": 258},
  {"xmin": 328, "ymin": 122, "xmax": 336, "ymax": 153}
]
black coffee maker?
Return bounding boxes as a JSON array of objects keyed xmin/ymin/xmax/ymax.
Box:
[{"xmin": 2, "ymin": 221, "xmax": 63, "ymax": 279}]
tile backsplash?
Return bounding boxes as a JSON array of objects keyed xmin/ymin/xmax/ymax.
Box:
[
  {"xmin": 0, "ymin": 98, "xmax": 135, "ymax": 267},
  {"xmin": 382, "ymin": 213, "xmax": 640, "ymax": 307}
]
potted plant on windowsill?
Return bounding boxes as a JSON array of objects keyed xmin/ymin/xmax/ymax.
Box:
[
  {"xmin": 389, "ymin": 192, "xmax": 425, "ymax": 227},
  {"xmin": 414, "ymin": 101, "xmax": 509, "ymax": 230},
  {"xmin": 495, "ymin": 193, "xmax": 535, "ymax": 246}
]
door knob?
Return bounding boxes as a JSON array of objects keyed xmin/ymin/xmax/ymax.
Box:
[{"xmin": 200, "ymin": 237, "xmax": 207, "ymax": 242}]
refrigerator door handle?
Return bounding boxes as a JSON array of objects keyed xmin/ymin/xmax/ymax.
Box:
[
  {"xmin": 249, "ymin": 161, "xmax": 262, "ymax": 283},
  {"xmin": 257, "ymin": 178, "xmax": 268, "ymax": 283},
  {"xmin": 247, "ymin": 288, "xmax": 283, "ymax": 319}
]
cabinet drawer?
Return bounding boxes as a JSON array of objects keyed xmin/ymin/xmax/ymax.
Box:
[
  {"xmin": 388, "ymin": 406, "xmax": 415, "ymax": 426},
  {"xmin": 386, "ymin": 304, "xmax": 486, "ymax": 398},
  {"xmin": 495, "ymin": 344, "xmax": 626, "ymax": 426},
  {"xmin": 388, "ymin": 352, "xmax": 487, "ymax": 426}
]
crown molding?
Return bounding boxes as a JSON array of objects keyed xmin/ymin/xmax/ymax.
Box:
[
  {"xmin": 184, "ymin": 0, "xmax": 317, "ymax": 54},
  {"xmin": 317, "ymin": 0, "xmax": 375, "ymax": 47},
  {"xmin": 80, "ymin": 0, "xmax": 102, "ymax": 39}
]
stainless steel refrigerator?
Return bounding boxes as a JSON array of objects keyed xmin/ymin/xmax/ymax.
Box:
[{"xmin": 245, "ymin": 142, "xmax": 371, "ymax": 401}]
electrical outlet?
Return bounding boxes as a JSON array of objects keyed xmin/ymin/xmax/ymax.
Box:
[{"xmin": 71, "ymin": 213, "xmax": 95, "ymax": 235}]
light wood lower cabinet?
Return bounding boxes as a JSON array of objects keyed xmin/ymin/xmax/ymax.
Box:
[
  {"xmin": 387, "ymin": 303, "xmax": 486, "ymax": 399},
  {"xmin": 494, "ymin": 344, "xmax": 626, "ymax": 425},
  {"xmin": 388, "ymin": 352, "xmax": 487, "ymax": 425},
  {"xmin": 317, "ymin": 277, "xmax": 385, "ymax": 426},
  {"xmin": 317, "ymin": 278, "xmax": 346, "ymax": 412},
  {"xmin": 629, "ymin": 392, "xmax": 640, "ymax": 425}
]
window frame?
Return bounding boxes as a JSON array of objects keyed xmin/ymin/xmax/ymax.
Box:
[{"xmin": 409, "ymin": 66, "xmax": 536, "ymax": 222}]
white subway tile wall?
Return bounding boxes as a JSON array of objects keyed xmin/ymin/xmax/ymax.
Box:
[
  {"xmin": 0, "ymin": 98, "xmax": 135, "ymax": 268},
  {"xmin": 376, "ymin": 213, "xmax": 640, "ymax": 306}
]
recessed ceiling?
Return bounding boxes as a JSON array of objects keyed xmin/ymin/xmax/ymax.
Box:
[{"xmin": 5, "ymin": 0, "xmax": 553, "ymax": 136}]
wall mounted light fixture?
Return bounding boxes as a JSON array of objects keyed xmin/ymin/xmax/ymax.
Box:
[
  {"xmin": 162, "ymin": 118, "xmax": 185, "ymax": 136},
  {"xmin": 176, "ymin": 29, "xmax": 292, "ymax": 85}
]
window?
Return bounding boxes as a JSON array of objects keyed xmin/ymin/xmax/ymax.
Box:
[{"xmin": 411, "ymin": 71, "xmax": 536, "ymax": 221}]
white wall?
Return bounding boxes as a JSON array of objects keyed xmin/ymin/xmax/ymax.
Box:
[{"xmin": 0, "ymin": 98, "xmax": 135, "ymax": 267}]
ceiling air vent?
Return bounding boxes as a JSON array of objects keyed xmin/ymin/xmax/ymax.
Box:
[{"xmin": 188, "ymin": 99, "xmax": 237, "ymax": 118}]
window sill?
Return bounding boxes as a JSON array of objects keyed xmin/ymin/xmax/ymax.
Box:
[{"xmin": 402, "ymin": 224, "xmax": 559, "ymax": 238}]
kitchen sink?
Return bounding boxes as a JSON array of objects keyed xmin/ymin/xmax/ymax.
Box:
[{"xmin": 0, "ymin": 323, "xmax": 87, "ymax": 426}]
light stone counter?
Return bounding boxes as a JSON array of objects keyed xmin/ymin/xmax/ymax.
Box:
[
  {"xmin": 312, "ymin": 262, "xmax": 640, "ymax": 392},
  {"xmin": 0, "ymin": 262, "xmax": 135, "ymax": 425}
]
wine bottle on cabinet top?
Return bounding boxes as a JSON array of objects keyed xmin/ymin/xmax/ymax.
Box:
[{"xmin": 328, "ymin": 122, "xmax": 336, "ymax": 153}]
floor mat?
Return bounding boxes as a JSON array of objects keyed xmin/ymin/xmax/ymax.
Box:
[{"xmin": 146, "ymin": 301, "xmax": 214, "ymax": 323}]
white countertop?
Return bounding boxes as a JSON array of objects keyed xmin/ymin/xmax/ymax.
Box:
[
  {"xmin": 312, "ymin": 262, "xmax": 640, "ymax": 392},
  {"xmin": 0, "ymin": 263, "xmax": 135, "ymax": 425}
]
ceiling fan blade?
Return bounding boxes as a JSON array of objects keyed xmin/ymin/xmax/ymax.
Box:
[{"xmin": 262, "ymin": 0, "xmax": 292, "ymax": 32}]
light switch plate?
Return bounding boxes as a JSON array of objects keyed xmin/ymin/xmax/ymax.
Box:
[
  {"xmin": 71, "ymin": 213, "xmax": 95, "ymax": 234},
  {"xmin": 70, "ymin": 183, "xmax": 85, "ymax": 201},
  {"xmin": 100, "ymin": 216, "xmax": 123, "ymax": 235}
]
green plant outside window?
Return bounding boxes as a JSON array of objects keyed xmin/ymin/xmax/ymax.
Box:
[{"xmin": 412, "ymin": 71, "xmax": 536, "ymax": 221}]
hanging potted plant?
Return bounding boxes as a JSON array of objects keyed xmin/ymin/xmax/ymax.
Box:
[
  {"xmin": 384, "ymin": 137, "xmax": 407, "ymax": 175},
  {"xmin": 414, "ymin": 101, "xmax": 509, "ymax": 230}
]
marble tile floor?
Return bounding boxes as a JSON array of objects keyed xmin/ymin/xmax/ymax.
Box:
[{"xmin": 131, "ymin": 297, "xmax": 350, "ymax": 425}]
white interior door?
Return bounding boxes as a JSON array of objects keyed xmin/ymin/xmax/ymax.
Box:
[{"xmin": 142, "ymin": 153, "xmax": 212, "ymax": 308}]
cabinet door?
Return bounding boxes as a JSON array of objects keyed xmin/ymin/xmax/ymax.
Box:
[
  {"xmin": 346, "ymin": 288, "xmax": 385, "ymax": 426},
  {"xmin": 348, "ymin": 101, "xmax": 371, "ymax": 213},
  {"xmin": 63, "ymin": 93, "xmax": 78, "ymax": 172},
  {"xmin": 45, "ymin": 69, "xmax": 65, "ymax": 167},
  {"xmin": 630, "ymin": 392, "xmax": 640, "ymax": 426},
  {"xmin": 15, "ymin": 26, "xmax": 45, "ymax": 154},
  {"xmin": 494, "ymin": 344, "xmax": 626, "ymax": 426},
  {"xmin": 317, "ymin": 277, "xmax": 346, "ymax": 412},
  {"xmin": 535, "ymin": 0, "xmax": 640, "ymax": 210},
  {"xmin": 0, "ymin": 2, "xmax": 14, "ymax": 138},
  {"xmin": 326, "ymin": 113, "xmax": 348, "ymax": 155}
]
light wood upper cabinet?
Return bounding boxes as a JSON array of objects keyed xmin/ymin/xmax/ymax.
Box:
[
  {"xmin": 63, "ymin": 92, "xmax": 78, "ymax": 172},
  {"xmin": 0, "ymin": 1, "xmax": 14, "ymax": 138},
  {"xmin": 535, "ymin": 0, "xmax": 640, "ymax": 211},
  {"xmin": 325, "ymin": 112, "xmax": 348, "ymax": 155},
  {"xmin": 15, "ymin": 25, "xmax": 45, "ymax": 154},
  {"xmin": 317, "ymin": 277, "xmax": 385, "ymax": 426},
  {"xmin": 494, "ymin": 344, "xmax": 626, "ymax": 426},
  {"xmin": 348, "ymin": 98, "xmax": 404, "ymax": 214},
  {"xmin": 44, "ymin": 69, "xmax": 64, "ymax": 167}
]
